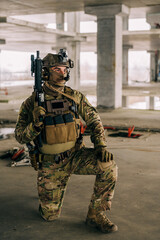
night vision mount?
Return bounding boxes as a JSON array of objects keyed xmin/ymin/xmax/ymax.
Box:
[
  {"xmin": 58, "ymin": 49, "xmax": 68, "ymax": 62},
  {"xmin": 58, "ymin": 49, "xmax": 74, "ymax": 68}
]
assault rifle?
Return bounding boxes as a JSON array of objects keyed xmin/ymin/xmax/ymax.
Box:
[
  {"xmin": 31, "ymin": 51, "xmax": 44, "ymax": 107},
  {"xmin": 26, "ymin": 51, "xmax": 44, "ymax": 170},
  {"xmin": 30, "ymin": 50, "xmax": 44, "ymax": 148}
]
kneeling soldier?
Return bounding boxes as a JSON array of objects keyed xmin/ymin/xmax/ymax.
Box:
[{"xmin": 15, "ymin": 49, "xmax": 118, "ymax": 233}]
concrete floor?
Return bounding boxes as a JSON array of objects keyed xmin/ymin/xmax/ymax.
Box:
[{"xmin": 0, "ymin": 85, "xmax": 160, "ymax": 240}]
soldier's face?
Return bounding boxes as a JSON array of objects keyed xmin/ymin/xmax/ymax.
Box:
[
  {"xmin": 49, "ymin": 66, "xmax": 67, "ymax": 83},
  {"xmin": 51, "ymin": 66, "xmax": 67, "ymax": 75}
]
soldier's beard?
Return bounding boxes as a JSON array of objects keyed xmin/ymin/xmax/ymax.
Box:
[{"xmin": 48, "ymin": 71, "xmax": 66, "ymax": 87}]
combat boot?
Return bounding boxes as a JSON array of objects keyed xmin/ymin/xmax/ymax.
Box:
[{"xmin": 86, "ymin": 208, "xmax": 118, "ymax": 233}]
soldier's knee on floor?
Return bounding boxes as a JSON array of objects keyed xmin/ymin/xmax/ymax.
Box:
[{"xmin": 39, "ymin": 204, "xmax": 61, "ymax": 221}]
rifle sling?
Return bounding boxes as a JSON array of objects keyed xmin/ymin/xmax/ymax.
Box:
[{"xmin": 44, "ymin": 82, "xmax": 79, "ymax": 105}]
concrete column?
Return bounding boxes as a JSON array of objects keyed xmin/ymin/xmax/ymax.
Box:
[
  {"xmin": 122, "ymin": 16, "xmax": 131, "ymax": 86},
  {"xmin": 147, "ymin": 13, "xmax": 160, "ymax": 82},
  {"xmin": 66, "ymin": 12, "xmax": 80, "ymax": 89},
  {"xmin": 123, "ymin": 45, "xmax": 132, "ymax": 85},
  {"xmin": 56, "ymin": 13, "xmax": 64, "ymax": 30},
  {"xmin": 67, "ymin": 41, "xmax": 80, "ymax": 89},
  {"xmin": 150, "ymin": 51, "xmax": 156, "ymax": 82},
  {"xmin": 149, "ymin": 96, "xmax": 155, "ymax": 110},
  {"xmin": 123, "ymin": 15, "xmax": 128, "ymax": 31},
  {"xmin": 55, "ymin": 13, "xmax": 65, "ymax": 53},
  {"xmin": 67, "ymin": 12, "xmax": 80, "ymax": 33},
  {"xmin": 85, "ymin": 4, "xmax": 129, "ymax": 108},
  {"xmin": 123, "ymin": 46, "xmax": 129, "ymax": 85},
  {"xmin": 122, "ymin": 96, "xmax": 129, "ymax": 108},
  {"xmin": 146, "ymin": 96, "xmax": 155, "ymax": 110}
]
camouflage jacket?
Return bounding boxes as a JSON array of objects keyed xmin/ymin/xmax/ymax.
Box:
[{"xmin": 15, "ymin": 86, "xmax": 107, "ymax": 148}]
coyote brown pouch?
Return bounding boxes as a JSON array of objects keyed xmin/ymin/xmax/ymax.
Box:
[{"xmin": 45, "ymin": 114, "xmax": 78, "ymax": 145}]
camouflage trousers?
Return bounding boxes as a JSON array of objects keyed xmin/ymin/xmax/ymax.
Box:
[{"xmin": 37, "ymin": 147, "xmax": 118, "ymax": 221}]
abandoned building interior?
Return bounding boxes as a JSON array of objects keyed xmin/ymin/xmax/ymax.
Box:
[{"xmin": 0, "ymin": 1, "xmax": 160, "ymax": 239}]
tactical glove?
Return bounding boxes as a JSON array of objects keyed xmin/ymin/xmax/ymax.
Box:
[
  {"xmin": 95, "ymin": 146, "xmax": 113, "ymax": 162},
  {"xmin": 33, "ymin": 106, "xmax": 46, "ymax": 128}
]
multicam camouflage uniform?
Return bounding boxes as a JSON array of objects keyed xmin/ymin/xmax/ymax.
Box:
[{"xmin": 15, "ymin": 85, "xmax": 117, "ymax": 222}]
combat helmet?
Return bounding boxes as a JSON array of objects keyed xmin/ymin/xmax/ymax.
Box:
[
  {"xmin": 42, "ymin": 49, "xmax": 74, "ymax": 81},
  {"xmin": 42, "ymin": 49, "xmax": 74, "ymax": 68}
]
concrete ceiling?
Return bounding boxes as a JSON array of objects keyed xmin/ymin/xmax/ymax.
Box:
[
  {"xmin": 1, "ymin": 15, "xmax": 160, "ymax": 53},
  {"xmin": 1, "ymin": 1, "xmax": 160, "ymax": 53},
  {"xmin": 123, "ymin": 29, "xmax": 160, "ymax": 51},
  {"xmin": 0, "ymin": 16, "xmax": 81, "ymax": 53},
  {"xmin": 1, "ymin": 0, "xmax": 160, "ymax": 16}
]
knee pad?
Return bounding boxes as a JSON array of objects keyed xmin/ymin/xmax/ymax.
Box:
[{"xmin": 39, "ymin": 204, "xmax": 61, "ymax": 221}]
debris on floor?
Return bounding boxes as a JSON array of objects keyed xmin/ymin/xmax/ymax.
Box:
[
  {"xmin": 108, "ymin": 131, "xmax": 142, "ymax": 138},
  {"xmin": 84, "ymin": 124, "xmax": 142, "ymax": 138},
  {"xmin": 0, "ymin": 147, "xmax": 31, "ymax": 167},
  {"xmin": 106, "ymin": 125, "xmax": 142, "ymax": 138},
  {"xmin": 104, "ymin": 125, "xmax": 142, "ymax": 138}
]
